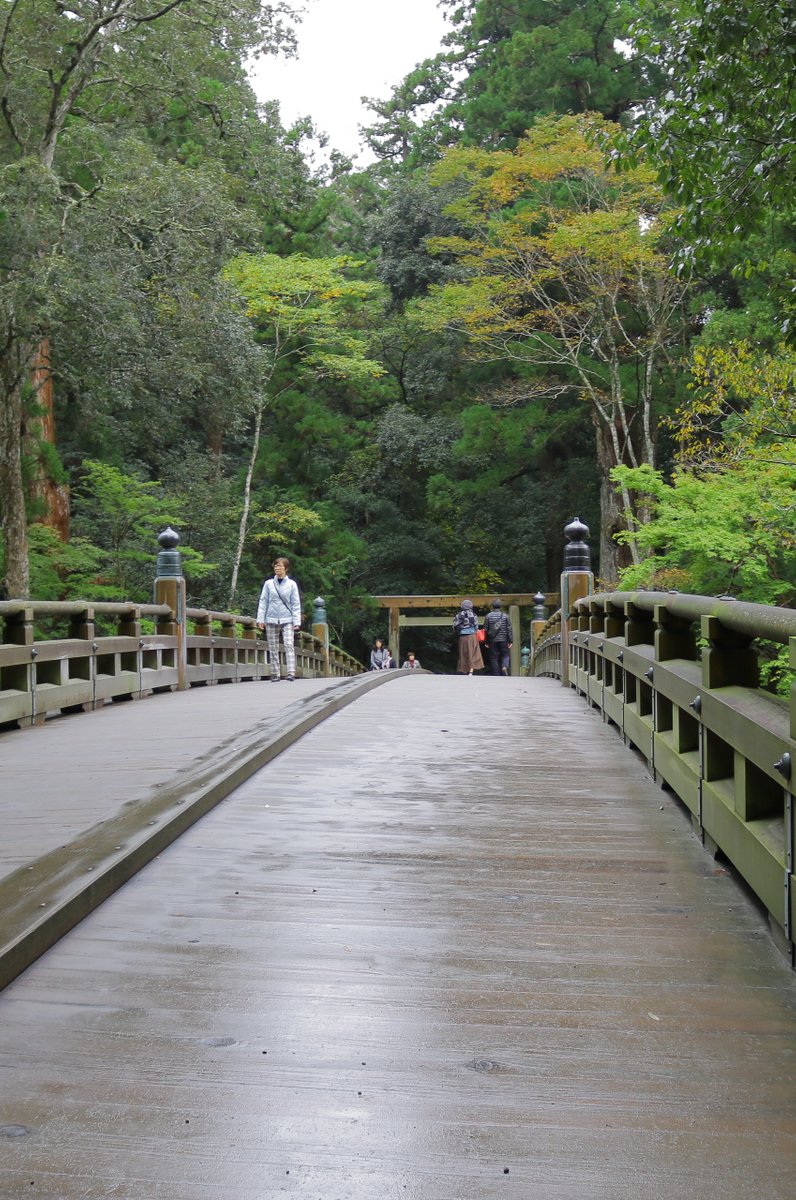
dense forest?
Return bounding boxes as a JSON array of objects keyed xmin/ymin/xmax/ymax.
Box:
[{"xmin": 0, "ymin": 0, "xmax": 794, "ymax": 671}]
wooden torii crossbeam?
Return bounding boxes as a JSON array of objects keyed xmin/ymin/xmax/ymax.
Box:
[{"xmin": 372, "ymin": 593, "xmax": 558, "ymax": 672}]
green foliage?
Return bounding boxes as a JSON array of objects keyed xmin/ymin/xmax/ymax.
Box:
[
  {"xmin": 233, "ymin": 486, "xmax": 371, "ymax": 633},
  {"xmin": 612, "ymin": 462, "xmax": 795, "ymax": 604},
  {"xmin": 157, "ymin": 448, "xmax": 242, "ymax": 611},
  {"xmin": 224, "ymin": 252, "xmax": 387, "ymax": 378},
  {"xmin": 618, "ymin": 0, "xmax": 796, "ymax": 257},
  {"xmin": 420, "ymin": 114, "xmax": 687, "ymax": 579},
  {"xmin": 223, "ymin": 254, "xmax": 389, "ymax": 449},
  {"xmin": 363, "ymin": 0, "xmax": 661, "ymax": 167},
  {"xmin": 361, "ymin": 57, "xmax": 463, "ymax": 170},
  {"xmin": 71, "ymin": 461, "xmax": 214, "ymax": 600},
  {"xmin": 0, "ymin": 525, "xmax": 105, "ymax": 602},
  {"xmin": 453, "ymin": 0, "xmax": 661, "ymax": 142},
  {"xmin": 252, "ymin": 502, "xmax": 325, "ymax": 546},
  {"xmin": 50, "ymin": 145, "xmax": 268, "ymax": 471},
  {"xmin": 758, "ymin": 644, "xmax": 794, "ymax": 701},
  {"xmin": 220, "ymin": 252, "xmax": 390, "ymax": 608},
  {"xmin": 0, "ymin": 158, "xmax": 63, "ymax": 337},
  {"xmin": 6, "ymin": 0, "xmax": 791, "ymax": 665},
  {"xmin": 0, "ymin": 0, "xmax": 306, "ymax": 596},
  {"xmin": 615, "ymin": 338, "xmax": 795, "ymax": 611},
  {"xmin": 370, "ymin": 178, "xmax": 463, "ymax": 307}
]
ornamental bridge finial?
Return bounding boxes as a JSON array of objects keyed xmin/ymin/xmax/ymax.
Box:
[{"xmin": 563, "ymin": 517, "xmax": 590, "ymax": 573}]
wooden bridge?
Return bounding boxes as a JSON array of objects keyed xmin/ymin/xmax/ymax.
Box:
[{"xmin": 1, "ymin": 647, "xmax": 795, "ymax": 1196}]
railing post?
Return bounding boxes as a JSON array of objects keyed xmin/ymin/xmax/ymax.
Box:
[
  {"xmin": 530, "ymin": 591, "xmax": 547, "ymax": 647},
  {"xmin": 5, "ymin": 605, "xmax": 34, "ymax": 647},
  {"xmin": 191, "ymin": 611, "xmax": 213, "ymax": 685},
  {"xmin": 387, "ymin": 605, "xmax": 400, "ymax": 671},
  {"xmin": 240, "ymin": 617, "xmax": 259, "ymax": 681},
  {"xmin": 784, "ymin": 639, "xmax": 795, "ymax": 952},
  {"xmin": 312, "ymin": 596, "xmax": 330, "ymax": 677},
  {"xmin": 153, "ymin": 527, "xmax": 187, "ymax": 691},
  {"xmin": 653, "ymin": 600, "xmax": 697, "ymax": 663},
  {"xmin": 701, "ymin": 612, "xmax": 759, "ymax": 690},
  {"xmin": 509, "ymin": 603, "xmax": 521, "ymax": 676},
  {"xmin": 3, "ymin": 605, "xmax": 35, "ymax": 725},
  {"xmin": 217, "ymin": 614, "xmax": 236, "ymax": 682},
  {"xmin": 68, "ymin": 604, "xmax": 95, "ymax": 710},
  {"xmin": 560, "ymin": 518, "xmax": 593, "ymax": 687}
]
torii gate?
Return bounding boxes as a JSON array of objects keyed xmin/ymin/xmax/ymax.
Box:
[{"xmin": 372, "ymin": 593, "xmax": 558, "ymax": 674}]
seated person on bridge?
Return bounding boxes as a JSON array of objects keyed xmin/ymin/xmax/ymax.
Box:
[
  {"xmin": 370, "ymin": 638, "xmax": 390, "ymax": 670},
  {"xmin": 402, "ymin": 651, "xmax": 421, "ymax": 669}
]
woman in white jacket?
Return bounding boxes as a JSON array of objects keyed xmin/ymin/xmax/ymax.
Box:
[{"xmin": 256, "ymin": 557, "xmax": 302, "ymax": 681}]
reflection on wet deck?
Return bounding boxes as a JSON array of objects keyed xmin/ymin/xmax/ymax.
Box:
[{"xmin": 1, "ymin": 676, "xmax": 794, "ymax": 1198}]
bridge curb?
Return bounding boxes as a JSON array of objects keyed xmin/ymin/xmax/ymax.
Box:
[{"xmin": 0, "ymin": 670, "xmax": 413, "ymax": 992}]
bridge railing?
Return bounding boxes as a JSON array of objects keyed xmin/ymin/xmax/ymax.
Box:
[
  {"xmin": 0, "ymin": 599, "xmax": 362, "ymax": 728},
  {"xmin": 532, "ymin": 589, "xmax": 796, "ymax": 960}
]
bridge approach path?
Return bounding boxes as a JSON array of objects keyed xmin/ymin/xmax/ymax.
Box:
[{"xmin": 0, "ymin": 673, "xmax": 795, "ymax": 1198}]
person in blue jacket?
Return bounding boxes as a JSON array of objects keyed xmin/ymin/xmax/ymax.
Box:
[{"xmin": 256, "ymin": 556, "xmax": 302, "ymax": 681}]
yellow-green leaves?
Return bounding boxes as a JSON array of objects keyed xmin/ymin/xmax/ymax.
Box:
[
  {"xmin": 680, "ymin": 341, "xmax": 796, "ymax": 467},
  {"xmin": 423, "ymin": 114, "xmax": 676, "ymax": 352},
  {"xmin": 420, "ymin": 113, "xmax": 688, "ymax": 583},
  {"xmin": 223, "ymin": 253, "xmax": 386, "ymax": 382}
]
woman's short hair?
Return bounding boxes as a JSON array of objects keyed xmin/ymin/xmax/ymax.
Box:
[{"xmin": 273, "ymin": 556, "xmax": 291, "ymax": 572}]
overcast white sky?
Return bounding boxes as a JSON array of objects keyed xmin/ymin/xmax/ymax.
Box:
[{"xmin": 249, "ymin": 0, "xmax": 450, "ymax": 164}]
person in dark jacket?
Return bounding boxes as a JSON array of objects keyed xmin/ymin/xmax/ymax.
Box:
[{"xmin": 483, "ymin": 598, "xmax": 513, "ymax": 676}]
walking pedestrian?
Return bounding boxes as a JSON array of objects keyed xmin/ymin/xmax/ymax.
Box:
[
  {"xmin": 256, "ymin": 556, "xmax": 302, "ymax": 681},
  {"xmin": 402, "ymin": 651, "xmax": 421, "ymax": 669},
  {"xmin": 483, "ymin": 598, "xmax": 513, "ymax": 676},
  {"xmin": 452, "ymin": 599, "xmax": 484, "ymax": 675}
]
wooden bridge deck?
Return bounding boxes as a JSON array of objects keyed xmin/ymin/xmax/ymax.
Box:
[{"xmin": 1, "ymin": 675, "xmax": 794, "ymax": 1198}]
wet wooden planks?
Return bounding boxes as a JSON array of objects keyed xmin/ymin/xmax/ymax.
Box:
[
  {"xmin": 0, "ymin": 675, "xmax": 794, "ymax": 1199},
  {"xmin": 0, "ymin": 677, "xmax": 339, "ymax": 881}
]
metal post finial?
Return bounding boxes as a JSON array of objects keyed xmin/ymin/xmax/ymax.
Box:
[
  {"xmin": 155, "ymin": 527, "xmax": 183, "ymax": 579},
  {"xmin": 563, "ymin": 517, "xmax": 591, "ymax": 573},
  {"xmin": 153, "ymin": 527, "xmax": 187, "ymax": 688},
  {"xmin": 312, "ymin": 596, "xmax": 327, "ymax": 624}
]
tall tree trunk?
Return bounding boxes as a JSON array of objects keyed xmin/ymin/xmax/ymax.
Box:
[
  {"xmin": 0, "ymin": 338, "xmax": 32, "ymax": 598},
  {"xmin": 228, "ymin": 397, "xmax": 264, "ymax": 609},
  {"xmin": 593, "ymin": 412, "xmax": 633, "ymax": 587},
  {"xmin": 28, "ymin": 339, "xmax": 70, "ymax": 539},
  {"xmin": 207, "ymin": 419, "xmax": 224, "ymax": 458}
]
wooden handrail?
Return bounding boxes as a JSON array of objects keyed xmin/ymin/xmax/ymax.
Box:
[
  {"xmin": 530, "ymin": 588, "xmax": 796, "ymax": 962},
  {"xmin": 0, "ymin": 601, "xmax": 363, "ymax": 728}
]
